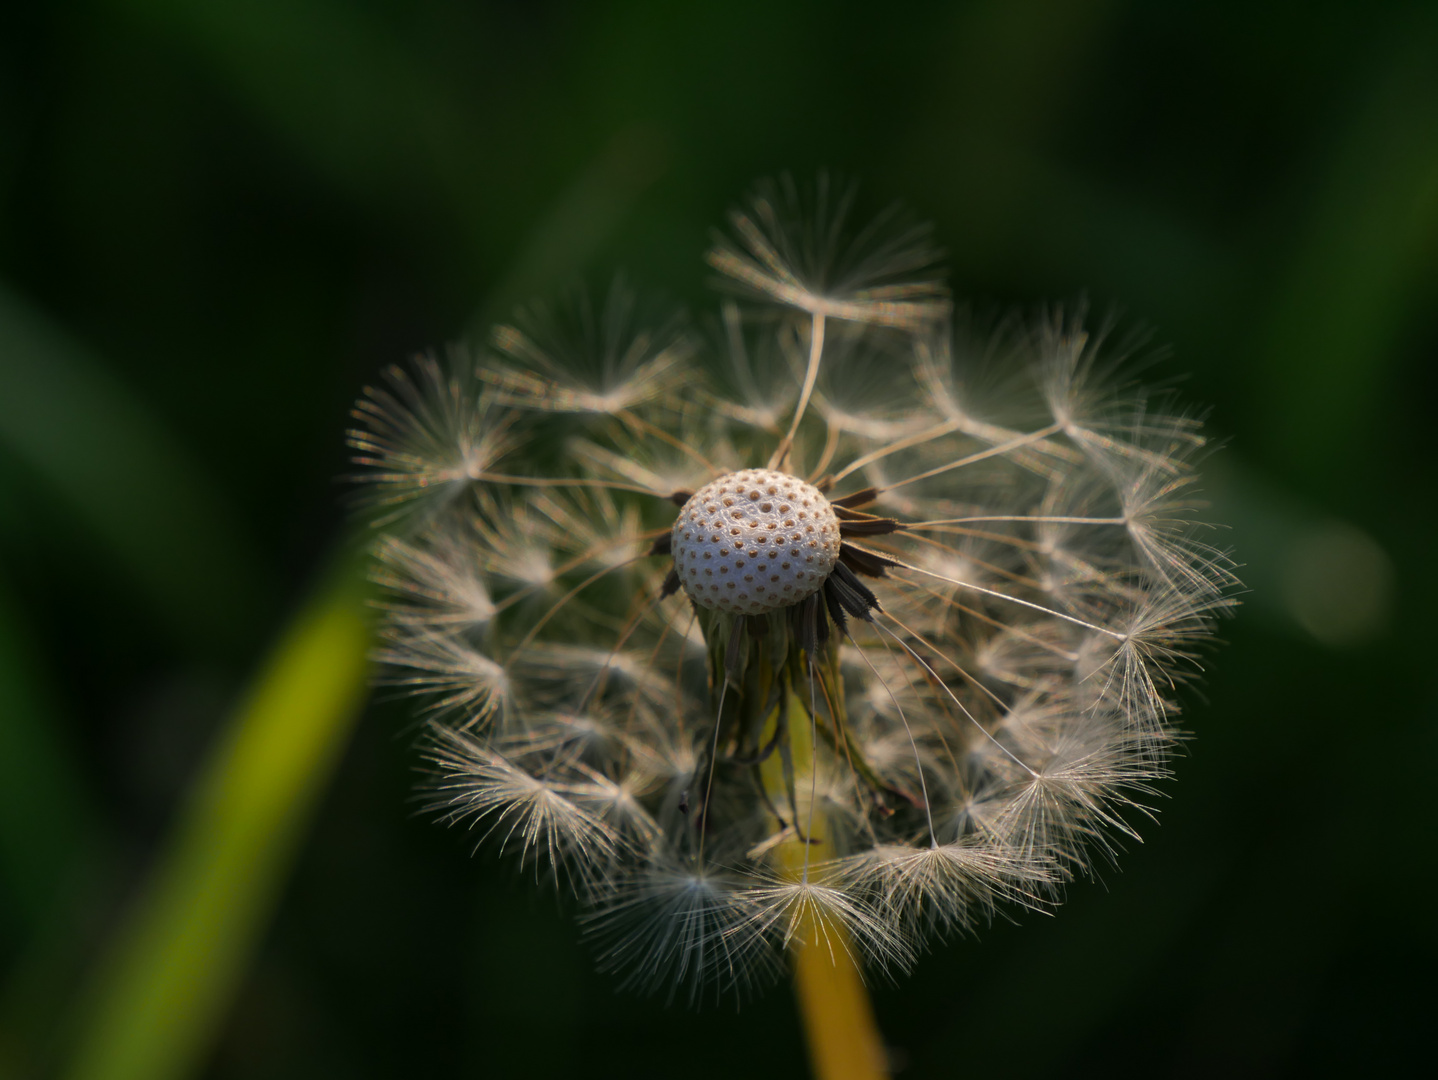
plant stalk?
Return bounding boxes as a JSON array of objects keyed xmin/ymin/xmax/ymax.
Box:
[{"xmin": 759, "ymin": 678, "xmax": 890, "ymax": 1080}]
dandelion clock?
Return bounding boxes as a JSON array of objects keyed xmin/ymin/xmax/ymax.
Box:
[{"xmin": 347, "ymin": 175, "xmax": 1237, "ymax": 1074}]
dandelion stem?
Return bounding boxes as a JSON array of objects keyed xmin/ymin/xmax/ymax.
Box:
[
  {"xmin": 792, "ymin": 941, "xmax": 890, "ymax": 1080},
  {"xmin": 763, "ymin": 685, "xmax": 889, "ymax": 1080}
]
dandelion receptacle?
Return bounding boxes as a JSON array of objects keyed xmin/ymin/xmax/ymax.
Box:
[{"xmin": 347, "ymin": 175, "xmax": 1237, "ymax": 1044}]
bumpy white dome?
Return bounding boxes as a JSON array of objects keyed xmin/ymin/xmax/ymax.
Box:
[{"xmin": 671, "ymin": 468, "xmax": 841, "ymax": 615}]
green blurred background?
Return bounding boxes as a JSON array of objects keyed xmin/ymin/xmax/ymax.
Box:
[{"xmin": 2, "ymin": 1, "xmax": 1435, "ymax": 1077}]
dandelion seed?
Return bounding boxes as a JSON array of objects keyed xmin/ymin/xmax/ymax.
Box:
[
  {"xmin": 705, "ymin": 173, "xmax": 951, "ymax": 330},
  {"xmin": 348, "ymin": 175, "xmax": 1237, "ymax": 1000},
  {"xmin": 585, "ymin": 862, "xmax": 781, "ymax": 1005}
]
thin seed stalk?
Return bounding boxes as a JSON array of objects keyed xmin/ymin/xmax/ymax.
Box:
[{"xmin": 757, "ymin": 656, "xmax": 889, "ymax": 1080}]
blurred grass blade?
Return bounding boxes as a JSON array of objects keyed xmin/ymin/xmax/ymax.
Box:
[
  {"xmin": 61, "ymin": 563, "xmax": 372, "ymax": 1080},
  {"xmin": 0, "ymin": 284, "xmax": 272, "ymax": 650}
]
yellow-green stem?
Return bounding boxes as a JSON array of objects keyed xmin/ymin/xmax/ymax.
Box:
[
  {"xmin": 792, "ymin": 935, "xmax": 889, "ymax": 1080},
  {"xmin": 760, "ymin": 688, "xmax": 890, "ymax": 1080},
  {"xmin": 61, "ymin": 562, "xmax": 372, "ymax": 1080}
]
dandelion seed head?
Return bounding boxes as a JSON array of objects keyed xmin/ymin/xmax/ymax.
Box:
[{"xmin": 348, "ymin": 175, "xmax": 1238, "ymax": 1002}]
